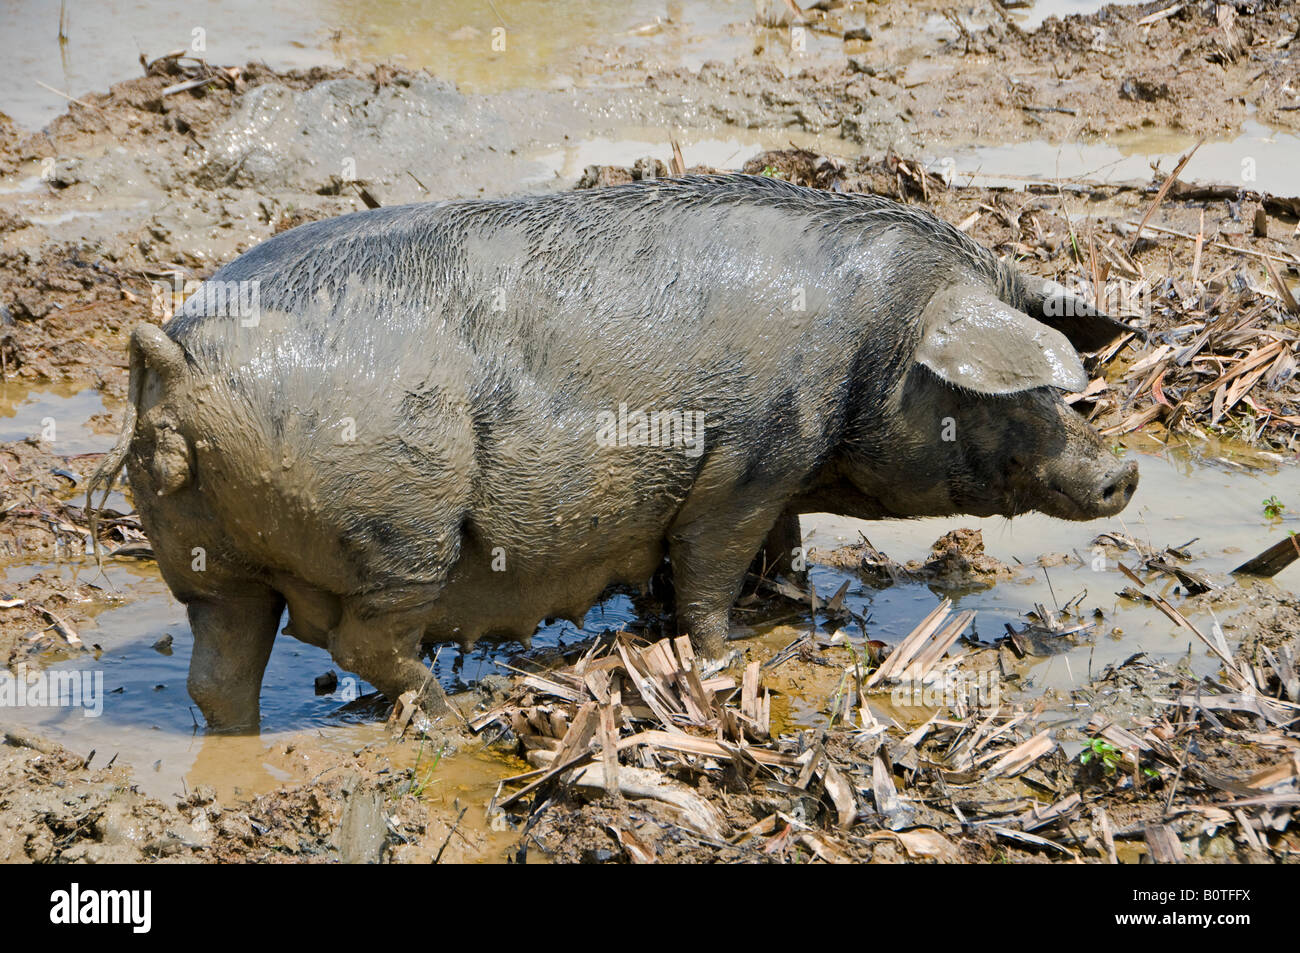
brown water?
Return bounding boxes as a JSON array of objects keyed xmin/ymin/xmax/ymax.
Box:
[
  {"xmin": 0, "ymin": 380, "xmax": 114, "ymax": 453},
  {"xmin": 0, "ymin": 553, "xmax": 640, "ymax": 799},
  {"xmin": 935, "ymin": 120, "xmax": 1300, "ymax": 198},
  {"xmin": 3, "ymin": 0, "xmax": 1141, "ymax": 131},
  {"xmin": 801, "ymin": 435, "xmax": 1299, "ymax": 701}
]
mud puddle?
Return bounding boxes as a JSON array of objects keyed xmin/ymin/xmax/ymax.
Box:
[
  {"xmin": 330, "ymin": 0, "xmax": 844, "ymax": 94},
  {"xmin": 1, "ymin": 0, "xmax": 843, "ymax": 131},
  {"xmin": 0, "ymin": 556, "xmax": 636, "ymax": 803},
  {"xmin": 747, "ymin": 439, "xmax": 1294, "ymax": 729},
  {"xmin": 2, "ymin": 0, "xmax": 1154, "ymax": 133},
  {"xmin": 934, "ymin": 120, "xmax": 1300, "ymax": 196},
  {"xmin": 0, "ymin": 381, "xmax": 113, "ymax": 453},
  {"xmin": 0, "ymin": 560, "xmax": 546, "ymax": 861}
]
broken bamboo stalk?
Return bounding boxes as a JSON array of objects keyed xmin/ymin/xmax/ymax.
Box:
[{"xmin": 1233, "ymin": 534, "xmax": 1300, "ymax": 577}]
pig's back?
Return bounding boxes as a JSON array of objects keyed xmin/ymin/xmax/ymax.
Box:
[{"xmin": 166, "ymin": 175, "xmax": 998, "ymax": 390}]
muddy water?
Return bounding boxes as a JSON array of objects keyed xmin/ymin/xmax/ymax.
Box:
[
  {"xmin": 935, "ymin": 120, "xmax": 1300, "ymax": 197},
  {"xmin": 753, "ymin": 453, "xmax": 1297, "ymax": 736},
  {"xmin": 327, "ymin": 0, "xmax": 810, "ymax": 94},
  {"xmin": 3, "ymin": 0, "xmax": 1144, "ymax": 131},
  {"xmin": 8, "ymin": 0, "xmax": 802, "ymax": 130},
  {"xmin": 784, "ymin": 436, "xmax": 1299, "ymax": 727},
  {"xmin": 0, "ymin": 555, "xmax": 638, "ymax": 801},
  {"xmin": 0, "ymin": 381, "xmax": 112, "ymax": 453}
]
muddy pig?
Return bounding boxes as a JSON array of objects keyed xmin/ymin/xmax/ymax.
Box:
[{"xmin": 89, "ymin": 174, "xmax": 1137, "ymax": 731}]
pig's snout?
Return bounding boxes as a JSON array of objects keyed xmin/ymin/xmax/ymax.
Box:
[
  {"xmin": 1098, "ymin": 459, "xmax": 1139, "ymax": 512},
  {"xmin": 1006, "ymin": 439, "xmax": 1139, "ymax": 521},
  {"xmin": 1032, "ymin": 454, "xmax": 1138, "ymax": 520},
  {"xmin": 993, "ymin": 390, "xmax": 1141, "ymax": 522}
]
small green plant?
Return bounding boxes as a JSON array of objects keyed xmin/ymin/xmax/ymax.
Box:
[
  {"xmin": 1263, "ymin": 496, "xmax": 1286, "ymax": 519},
  {"xmin": 760, "ymin": 165, "xmax": 786, "ymax": 179},
  {"xmin": 1080, "ymin": 738, "xmax": 1160, "ymax": 780},
  {"xmin": 1079, "ymin": 738, "xmax": 1123, "ymax": 773},
  {"xmin": 827, "ymin": 669, "xmax": 850, "ymax": 727},
  {"xmin": 406, "ymin": 736, "xmax": 446, "ymax": 797}
]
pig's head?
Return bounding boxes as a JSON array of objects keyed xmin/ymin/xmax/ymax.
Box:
[{"xmin": 844, "ymin": 280, "xmax": 1138, "ymax": 521}]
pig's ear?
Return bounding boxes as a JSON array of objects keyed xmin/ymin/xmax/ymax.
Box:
[
  {"xmin": 1022, "ymin": 278, "xmax": 1140, "ymax": 352},
  {"xmin": 915, "ymin": 284, "xmax": 1088, "ymax": 394}
]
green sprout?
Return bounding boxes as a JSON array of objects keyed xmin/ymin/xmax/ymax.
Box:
[
  {"xmin": 1079, "ymin": 738, "xmax": 1124, "ymax": 774},
  {"xmin": 1080, "ymin": 738, "xmax": 1160, "ymax": 780},
  {"xmin": 1263, "ymin": 496, "xmax": 1286, "ymax": 520},
  {"xmin": 406, "ymin": 736, "xmax": 445, "ymax": 797}
]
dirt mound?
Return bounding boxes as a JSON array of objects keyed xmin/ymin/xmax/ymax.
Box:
[
  {"xmin": 0, "ymin": 246, "xmax": 146, "ymax": 395},
  {"xmin": 813, "ymin": 528, "xmax": 1015, "ymax": 589}
]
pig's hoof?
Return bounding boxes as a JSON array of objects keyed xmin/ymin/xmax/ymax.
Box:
[
  {"xmin": 688, "ymin": 630, "xmax": 727, "ymax": 661},
  {"xmin": 190, "ymin": 688, "xmax": 261, "ymax": 734},
  {"xmin": 201, "ymin": 713, "xmax": 261, "ymax": 735}
]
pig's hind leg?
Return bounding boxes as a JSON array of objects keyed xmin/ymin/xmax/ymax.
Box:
[{"xmin": 186, "ymin": 584, "xmax": 285, "ymax": 733}]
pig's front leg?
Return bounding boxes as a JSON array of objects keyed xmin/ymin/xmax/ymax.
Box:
[
  {"xmin": 668, "ymin": 502, "xmax": 790, "ymax": 657},
  {"xmin": 328, "ymin": 595, "xmax": 452, "ymax": 719}
]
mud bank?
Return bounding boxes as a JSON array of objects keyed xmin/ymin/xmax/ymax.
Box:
[{"xmin": 0, "ymin": 721, "xmax": 516, "ymax": 863}]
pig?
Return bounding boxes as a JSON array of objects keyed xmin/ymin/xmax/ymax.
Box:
[{"xmin": 88, "ymin": 174, "xmax": 1137, "ymax": 732}]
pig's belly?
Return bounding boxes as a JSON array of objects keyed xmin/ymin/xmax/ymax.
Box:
[{"xmin": 419, "ymin": 532, "xmax": 667, "ymax": 648}]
